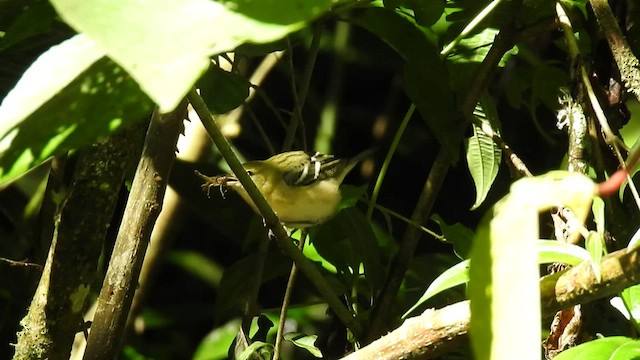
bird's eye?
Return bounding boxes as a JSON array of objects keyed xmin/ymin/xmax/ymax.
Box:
[{"xmin": 247, "ymin": 170, "xmax": 254, "ymax": 176}]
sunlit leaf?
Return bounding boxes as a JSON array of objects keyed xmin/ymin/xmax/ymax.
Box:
[
  {"xmin": 404, "ymin": 240, "xmax": 588, "ymax": 318},
  {"xmin": 554, "ymin": 336, "xmax": 640, "ymax": 360},
  {"xmin": 284, "ymin": 333, "xmax": 323, "ymax": 358},
  {"xmin": 469, "ymin": 171, "xmax": 595, "ymax": 360},
  {"xmin": 0, "ymin": 35, "xmax": 153, "ymax": 186},
  {"xmin": 50, "ymin": 0, "xmax": 334, "ymax": 111},
  {"xmin": 466, "ymin": 95, "xmax": 501, "ymax": 210}
]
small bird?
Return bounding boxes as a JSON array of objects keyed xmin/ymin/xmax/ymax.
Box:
[{"xmin": 196, "ymin": 150, "xmax": 372, "ymax": 228}]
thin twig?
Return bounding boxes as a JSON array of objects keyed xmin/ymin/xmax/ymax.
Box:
[
  {"xmin": 282, "ymin": 26, "xmax": 323, "ymax": 151},
  {"xmin": 273, "ymin": 230, "xmax": 307, "ymax": 360},
  {"xmin": 187, "ymin": 89, "xmax": 363, "ymax": 339}
]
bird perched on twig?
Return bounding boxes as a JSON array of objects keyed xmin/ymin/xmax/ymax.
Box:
[{"xmin": 196, "ymin": 150, "xmax": 373, "ymax": 228}]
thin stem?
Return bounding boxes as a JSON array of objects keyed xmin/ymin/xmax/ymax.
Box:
[
  {"xmin": 440, "ymin": 0, "xmax": 506, "ymax": 57},
  {"xmin": 187, "ymin": 89, "xmax": 363, "ymax": 339},
  {"xmin": 273, "ymin": 231, "xmax": 307, "ymax": 360},
  {"xmin": 282, "ymin": 26, "xmax": 323, "ymax": 151},
  {"xmin": 366, "ymin": 104, "xmax": 414, "ymax": 220}
]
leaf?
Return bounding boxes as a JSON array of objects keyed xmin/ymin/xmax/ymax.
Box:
[
  {"xmin": 404, "ymin": 260, "xmax": 469, "ymax": 317},
  {"xmin": 283, "ymin": 333, "xmax": 323, "ymax": 358},
  {"xmin": 0, "ymin": 35, "xmax": 153, "ymax": 186},
  {"xmin": 536, "ymin": 240, "xmax": 590, "ymax": 266},
  {"xmin": 448, "ymin": 28, "xmax": 518, "ymax": 67},
  {"xmin": 49, "ymin": 0, "xmax": 334, "ymax": 111},
  {"xmin": 312, "ymin": 207, "xmax": 384, "ymax": 293},
  {"xmin": 553, "ymin": 336, "xmax": 640, "ymax": 360},
  {"xmin": 432, "ymin": 214, "xmax": 474, "ymax": 259},
  {"xmin": 197, "ymin": 65, "xmax": 251, "ymax": 114},
  {"xmin": 621, "ymin": 285, "xmax": 640, "ymax": 333},
  {"xmin": 585, "ymin": 231, "xmax": 604, "ymax": 282},
  {"xmin": 404, "ymin": 240, "xmax": 588, "ymax": 318},
  {"xmin": 0, "ymin": 1, "xmax": 58, "ymax": 53},
  {"xmin": 466, "ymin": 94, "xmax": 501, "ymax": 210},
  {"xmin": 237, "ymin": 341, "xmax": 273, "ymax": 360},
  {"xmin": 469, "ymin": 171, "xmax": 596, "ymax": 360},
  {"xmin": 193, "ymin": 319, "xmax": 242, "ymax": 360}
]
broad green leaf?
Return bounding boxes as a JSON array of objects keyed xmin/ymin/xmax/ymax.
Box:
[
  {"xmin": 412, "ymin": 0, "xmax": 446, "ymax": 27},
  {"xmin": 283, "ymin": 333, "xmax": 323, "ymax": 358},
  {"xmin": 404, "ymin": 260, "xmax": 470, "ymax": 317},
  {"xmin": 350, "ymin": 7, "xmax": 460, "ymax": 162},
  {"xmin": 312, "ymin": 207, "xmax": 384, "ymax": 293},
  {"xmin": 197, "ymin": 65, "xmax": 251, "ymax": 115},
  {"xmin": 237, "ymin": 341, "xmax": 273, "ymax": 360},
  {"xmin": 50, "ymin": 0, "xmax": 334, "ymax": 111},
  {"xmin": 447, "ymin": 28, "xmax": 518, "ymax": 67},
  {"xmin": 0, "ymin": 35, "xmax": 153, "ymax": 186},
  {"xmin": 469, "ymin": 194, "xmax": 541, "ymax": 360},
  {"xmin": 554, "ymin": 336, "xmax": 640, "ymax": 360},
  {"xmin": 621, "ymin": 285, "xmax": 640, "ymax": 333},
  {"xmin": 404, "ymin": 240, "xmax": 588, "ymax": 318},
  {"xmin": 536, "ymin": 240, "xmax": 590, "ymax": 266},
  {"xmin": 193, "ymin": 320, "xmax": 242, "ymax": 360},
  {"xmin": 531, "ymin": 64, "xmax": 570, "ymax": 111},
  {"xmin": 469, "ymin": 172, "xmax": 595, "ymax": 360},
  {"xmin": 0, "ymin": 1, "xmax": 57, "ymax": 53},
  {"xmin": 466, "ymin": 94, "xmax": 501, "ymax": 210}
]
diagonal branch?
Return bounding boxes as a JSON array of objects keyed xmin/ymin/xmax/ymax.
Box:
[{"xmin": 344, "ymin": 245, "xmax": 640, "ymax": 359}]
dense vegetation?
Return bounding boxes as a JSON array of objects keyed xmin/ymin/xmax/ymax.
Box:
[{"xmin": 1, "ymin": 0, "xmax": 640, "ymax": 359}]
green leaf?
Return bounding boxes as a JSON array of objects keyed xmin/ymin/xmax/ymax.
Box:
[
  {"xmin": 312, "ymin": 207, "xmax": 384, "ymax": 293},
  {"xmin": 448, "ymin": 28, "xmax": 518, "ymax": 66},
  {"xmin": 283, "ymin": 333, "xmax": 323, "ymax": 358},
  {"xmin": 0, "ymin": 35, "xmax": 153, "ymax": 186},
  {"xmin": 621, "ymin": 285, "xmax": 640, "ymax": 333},
  {"xmin": 404, "ymin": 240, "xmax": 588, "ymax": 317},
  {"xmin": 469, "ymin": 172, "xmax": 595, "ymax": 359},
  {"xmin": 0, "ymin": 1, "xmax": 57, "ymax": 53},
  {"xmin": 554, "ymin": 336, "xmax": 640, "ymax": 360},
  {"xmin": 536, "ymin": 240, "xmax": 590, "ymax": 266},
  {"xmin": 585, "ymin": 231, "xmax": 604, "ymax": 282},
  {"xmin": 49, "ymin": 0, "xmax": 334, "ymax": 111},
  {"xmin": 432, "ymin": 214, "xmax": 474, "ymax": 259},
  {"xmin": 193, "ymin": 320, "xmax": 242, "ymax": 360},
  {"xmin": 350, "ymin": 7, "xmax": 460, "ymax": 162},
  {"xmin": 404, "ymin": 260, "xmax": 469, "ymax": 317},
  {"xmin": 411, "ymin": 0, "xmax": 446, "ymax": 27},
  {"xmin": 466, "ymin": 95, "xmax": 501, "ymax": 210},
  {"xmin": 237, "ymin": 341, "xmax": 273, "ymax": 360},
  {"xmin": 197, "ymin": 65, "xmax": 251, "ymax": 114}
]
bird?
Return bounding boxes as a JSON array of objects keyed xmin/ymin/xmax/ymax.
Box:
[{"xmin": 196, "ymin": 150, "xmax": 373, "ymax": 228}]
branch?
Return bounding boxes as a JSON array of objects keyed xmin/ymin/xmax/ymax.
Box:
[
  {"xmin": 343, "ymin": 245, "xmax": 640, "ymax": 359},
  {"xmin": 83, "ymin": 103, "xmax": 187, "ymax": 359},
  {"xmin": 13, "ymin": 126, "xmax": 143, "ymax": 360}
]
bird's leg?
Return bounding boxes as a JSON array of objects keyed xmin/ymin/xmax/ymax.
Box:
[{"xmin": 194, "ymin": 170, "xmax": 228, "ymax": 198}]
